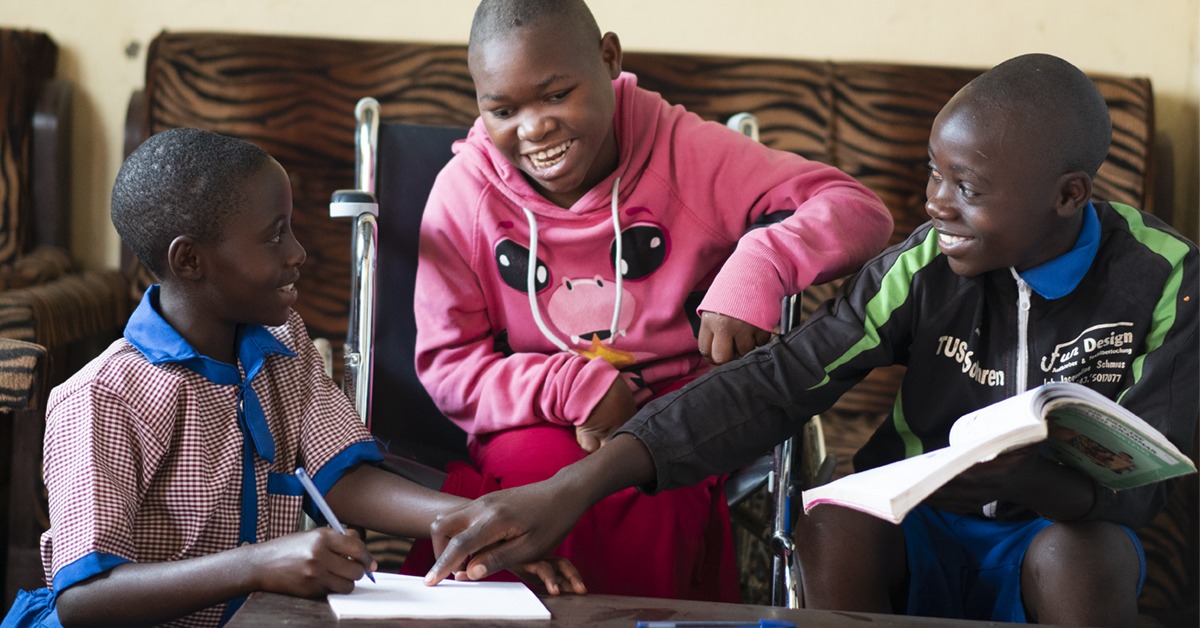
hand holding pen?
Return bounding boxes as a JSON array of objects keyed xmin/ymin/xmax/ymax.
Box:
[{"xmin": 295, "ymin": 466, "xmax": 377, "ymax": 583}]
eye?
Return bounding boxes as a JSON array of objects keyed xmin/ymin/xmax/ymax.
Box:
[
  {"xmin": 546, "ymin": 89, "xmax": 571, "ymax": 103},
  {"xmin": 927, "ymin": 163, "xmax": 943, "ymax": 182},
  {"xmin": 489, "ymin": 106, "xmax": 515, "ymax": 120},
  {"xmin": 958, "ymin": 183, "xmax": 980, "ymax": 199}
]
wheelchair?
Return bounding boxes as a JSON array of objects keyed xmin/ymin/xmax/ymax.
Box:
[
  {"xmin": 330, "ymin": 99, "xmax": 833, "ymax": 607},
  {"xmin": 330, "ymin": 100, "xmax": 470, "ymax": 487}
]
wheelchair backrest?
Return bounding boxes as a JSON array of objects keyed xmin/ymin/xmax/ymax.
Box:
[{"xmin": 370, "ymin": 122, "xmax": 470, "ymax": 467}]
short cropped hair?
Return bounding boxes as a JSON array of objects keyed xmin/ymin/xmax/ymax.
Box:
[
  {"xmin": 469, "ymin": 0, "xmax": 601, "ymax": 53},
  {"xmin": 964, "ymin": 53, "xmax": 1111, "ymax": 177},
  {"xmin": 112, "ymin": 128, "xmax": 271, "ymax": 276}
]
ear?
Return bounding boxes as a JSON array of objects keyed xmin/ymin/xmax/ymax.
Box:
[
  {"xmin": 166, "ymin": 235, "xmax": 204, "ymax": 281},
  {"xmin": 1054, "ymin": 171, "xmax": 1093, "ymax": 218},
  {"xmin": 600, "ymin": 32, "xmax": 622, "ymax": 80}
]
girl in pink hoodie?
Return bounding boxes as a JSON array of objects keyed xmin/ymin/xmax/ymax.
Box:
[{"xmin": 409, "ymin": 0, "xmax": 892, "ymax": 600}]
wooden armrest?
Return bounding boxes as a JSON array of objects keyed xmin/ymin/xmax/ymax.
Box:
[{"xmin": 31, "ymin": 79, "xmax": 72, "ymax": 251}]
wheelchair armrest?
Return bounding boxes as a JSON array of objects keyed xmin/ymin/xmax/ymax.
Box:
[
  {"xmin": 726, "ymin": 453, "xmax": 774, "ymax": 508},
  {"xmin": 725, "ymin": 413, "xmax": 841, "ymax": 509},
  {"xmin": 812, "ymin": 451, "xmax": 838, "ymax": 487},
  {"xmin": 378, "ymin": 449, "xmax": 449, "ymax": 491}
]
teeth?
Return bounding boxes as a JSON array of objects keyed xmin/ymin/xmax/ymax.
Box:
[
  {"xmin": 280, "ymin": 283, "xmax": 295, "ymax": 292},
  {"xmin": 938, "ymin": 232, "xmax": 970, "ymax": 246},
  {"xmin": 529, "ymin": 141, "xmax": 570, "ymax": 168}
]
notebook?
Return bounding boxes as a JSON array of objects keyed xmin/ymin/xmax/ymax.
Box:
[{"xmin": 326, "ymin": 572, "xmax": 551, "ymax": 620}]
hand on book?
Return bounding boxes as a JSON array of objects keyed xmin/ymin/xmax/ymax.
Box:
[
  {"xmin": 928, "ymin": 444, "xmax": 1096, "ymax": 521},
  {"xmin": 802, "ymin": 382, "xmax": 1195, "ymax": 525},
  {"xmin": 926, "ymin": 445, "xmax": 1042, "ymax": 515}
]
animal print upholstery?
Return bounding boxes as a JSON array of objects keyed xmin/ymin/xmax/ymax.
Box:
[{"xmin": 1, "ymin": 28, "xmax": 130, "ymax": 602}]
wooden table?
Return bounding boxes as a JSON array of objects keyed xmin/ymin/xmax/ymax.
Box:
[{"xmin": 228, "ymin": 590, "xmax": 1012, "ymax": 627}]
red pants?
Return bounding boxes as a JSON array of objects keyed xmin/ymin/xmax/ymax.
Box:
[{"xmin": 402, "ymin": 423, "xmax": 740, "ymax": 602}]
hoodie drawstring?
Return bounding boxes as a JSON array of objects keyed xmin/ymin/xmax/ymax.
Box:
[
  {"xmin": 608, "ymin": 177, "xmax": 624, "ymax": 340},
  {"xmin": 523, "ymin": 176, "xmax": 624, "ymax": 353}
]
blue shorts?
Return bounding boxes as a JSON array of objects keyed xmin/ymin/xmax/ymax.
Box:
[{"xmin": 901, "ymin": 505, "xmax": 1145, "ymax": 622}]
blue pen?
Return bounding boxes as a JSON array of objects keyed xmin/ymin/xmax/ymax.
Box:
[{"xmin": 294, "ymin": 467, "xmax": 376, "ymax": 583}]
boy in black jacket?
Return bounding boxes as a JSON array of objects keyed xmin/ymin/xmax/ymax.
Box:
[{"xmin": 423, "ymin": 54, "xmax": 1197, "ymax": 627}]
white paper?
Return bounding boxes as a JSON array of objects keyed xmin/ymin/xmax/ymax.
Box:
[{"xmin": 326, "ymin": 572, "xmax": 551, "ymax": 620}]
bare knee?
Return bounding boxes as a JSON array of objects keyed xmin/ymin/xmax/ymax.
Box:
[
  {"xmin": 1022, "ymin": 521, "xmax": 1140, "ymax": 627},
  {"xmin": 796, "ymin": 505, "xmax": 906, "ymax": 612}
]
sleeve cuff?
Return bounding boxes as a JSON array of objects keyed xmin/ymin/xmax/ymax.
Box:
[
  {"xmin": 52, "ymin": 551, "xmax": 131, "ymax": 594},
  {"xmin": 698, "ymin": 255, "xmax": 787, "ymax": 331},
  {"xmin": 614, "ymin": 419, "xmax": 667, "ymax": 495},
  {"xmin": 561, "ymin": 358, "xmax": 622, "ymax": 427},
  {"xmin": 302, "ymin": 441, "xmax": 384, "ymax": 524}
]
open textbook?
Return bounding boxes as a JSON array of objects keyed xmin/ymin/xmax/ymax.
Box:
[
  {"xmin": 326, "ymin": 572, "xmax": 551, "ymax": 620},
  {"xmin": 801, "ymin": 381, "xmax": 1196, "ymax": 524}
]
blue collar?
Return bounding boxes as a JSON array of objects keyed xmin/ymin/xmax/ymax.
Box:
[
  {"xmin": 124, "ymin": 285, "xmax": 296, "ymax": 463},
  {"xmin": 1017, "ymin": 202, "xmax": 1100, "ymax": 300}
]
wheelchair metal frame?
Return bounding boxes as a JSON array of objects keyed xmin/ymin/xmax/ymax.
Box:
[
  {"xmin": 728, "ymin": 114, "xmax": 833, "ymax": 609},
  {"xmin": 330, "ymin": 97, "xmax": 383, "ymax": 426},
  {"xmin": 771, "ymin": 293, "xmax": 802, "ymax": 608}
]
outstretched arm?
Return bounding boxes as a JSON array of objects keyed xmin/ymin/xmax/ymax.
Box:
[
  {"xmin": 424, "ymin": 433, "xmax": 655, "ymax": 586},
  {"xmin": 328, "ymin": 463, "xmax": 585, "ymax": 594},
  {"xmin": 56, "ymin": 464, "xmax": 584, "ymax": 626},
  {"xmin": 327, "ymin": 463, "xmax": 466, "ymax": 539}
]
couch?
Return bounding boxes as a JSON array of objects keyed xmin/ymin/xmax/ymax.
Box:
[
  {"xmin": 0, "ymin": 28, "xmax": 131, "ymax": 606},
  {"xmin": 122, "ymin": 30, "xmax": 1193, "ymax": 625}
]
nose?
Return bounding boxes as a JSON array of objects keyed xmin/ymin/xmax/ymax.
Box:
[
  {"xmin": 924, "ymin": 179, "xmax": 955, "ymax": 221},
  {"xmin": 288, "ymin": 234, "xmax": 306, "ymax": 268},
  {"xmin": 516, "ymin": 110, "xmax": 552, "ymax": 143}
]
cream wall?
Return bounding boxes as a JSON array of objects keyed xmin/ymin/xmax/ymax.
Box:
[{"xmin": 3, "ymin": 0, "xmax": 1197, "ymax": 271}]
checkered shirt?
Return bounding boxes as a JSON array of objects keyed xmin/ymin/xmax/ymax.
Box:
[{"xmin": 39, "ymin": 296, "xmax": 378, "ymax": 627}]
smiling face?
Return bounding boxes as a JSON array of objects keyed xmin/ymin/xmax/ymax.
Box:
[
  {"xmin": 925, "ymin": 94, "xmax": 1084, "ymax": 277},
  {"xmin": 198, "ymin": 158, "xmax": 306, "ymax": 328},
  {"xmin": 469, "ymin": 20, "xmax": 622, "ymax": 208}
]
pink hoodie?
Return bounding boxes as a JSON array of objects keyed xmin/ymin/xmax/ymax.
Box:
[{"xmin": 414, "ymin": 72, "xmax": 891, "ymax": 436}]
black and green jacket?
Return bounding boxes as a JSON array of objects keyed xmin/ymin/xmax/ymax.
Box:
[{"xmin": 624, "ymin": 200, "xmax": 1197, "ymax": 528}]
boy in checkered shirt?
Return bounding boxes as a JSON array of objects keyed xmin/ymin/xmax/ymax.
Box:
[{"xmin": 3, "ymin": 128, "xmax": 582, "ymax": 628}]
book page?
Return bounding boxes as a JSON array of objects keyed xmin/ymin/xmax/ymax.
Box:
[
  {"xmin": 801, "ymin": 440, "xmax": 993, "ymax": 523},
  {"xmin": 326, "ymin": 573, "xmax": 551, "ymax": 620},
  {"xmin": 948, "ymin": 387, "xmax": 1046, "ymax": 450}
]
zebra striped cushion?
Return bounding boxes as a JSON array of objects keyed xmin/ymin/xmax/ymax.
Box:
[{"xmin": 0, "ymin": 337, "xmax": 46, "ymax": 411}]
